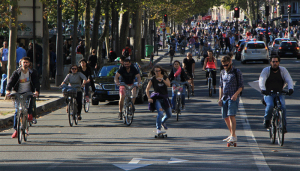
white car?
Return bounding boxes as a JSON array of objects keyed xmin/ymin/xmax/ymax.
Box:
[{"xmin": 240, "ymin": 41, "xmax": 269, "ymax": 64}]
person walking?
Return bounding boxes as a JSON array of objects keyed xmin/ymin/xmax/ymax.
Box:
[
  {"xmin": 218, "ymin": 55, "xmax": 244, "ymax": 143},
  {"xmin": 146, "ymin": 65, "xmax": 172, "ymax": 134},
  {"xmin": 169, "ymin": 46, "xmax": 175, "ymax": 66}
]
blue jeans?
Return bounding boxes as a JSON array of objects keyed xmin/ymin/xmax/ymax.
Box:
[
  {"xmin": 155, "ymin": 99, "xmax": 172, "ymax": 130},
  {"xmin": 264, "ymin": 94, "xmax": 286, "ymax": 126},
  {"xmin": 13, "ymin": 96, "xmax": 33, "ymax": 130},
  {"xmin": 171, "ymin": 86, "xmax": 185, "ymax": 109}
]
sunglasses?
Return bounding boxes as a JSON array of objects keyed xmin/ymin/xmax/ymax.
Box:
[
  {"xmin": 71, "ymin": 68, "xmax": 77, "ymax": 70},
  {"xmin": 271, "ymin": 61, "xmax": 279, "ymax": 63},
  {"xmin": 222, "ymin": 64, "xmax": 229, "ymax": 67},
  {"xmin": 155, "ymin": 70, "xmax": 161, "ymax": 72}
]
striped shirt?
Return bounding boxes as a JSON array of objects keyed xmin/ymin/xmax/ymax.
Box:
[{"xmin": 220, "ymin": 67, "xmax": 244, "ymax": 101}]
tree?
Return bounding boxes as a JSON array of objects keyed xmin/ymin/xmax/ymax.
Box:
[
  {"xmin": 41, "ymin": 3, "xmax": 50, "ymax": 90},
  {"xmin": 85, "ymin": 0, "xmax": 91, "ymax": 59}
]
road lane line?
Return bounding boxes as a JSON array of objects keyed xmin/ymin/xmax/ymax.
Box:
[{"xmin": 239, "ymin": 98, "xmax": 271, "ymax": 171}]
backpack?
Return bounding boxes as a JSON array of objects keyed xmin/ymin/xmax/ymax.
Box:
[{"xmin": 124, "ymin": 48, "xmax": 130, "ymax": 57}]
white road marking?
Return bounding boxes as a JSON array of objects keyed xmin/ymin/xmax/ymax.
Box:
[{"xmin": 239, "ymin": 98, "xmax": 271, "ymax": 171}]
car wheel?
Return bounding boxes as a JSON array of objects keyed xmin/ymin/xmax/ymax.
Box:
[{"xmin": 92, "ymin": 99, "xmax": 99, "ymax": 105}]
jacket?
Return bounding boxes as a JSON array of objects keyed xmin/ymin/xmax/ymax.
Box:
[
  {"xmin": 6, "ymin": 68, "xmax": 40, "ymax": 93},
  {"xmin": 168, "ymin": 67, "xmax": 189, "ymax": 82},
  {"xmin": 148, "ymin": 92, "xmax": 171, "ymax": 112},
  {"xmin": 259, "ymin": 66, "xmax": 293, "ymax": 91}
]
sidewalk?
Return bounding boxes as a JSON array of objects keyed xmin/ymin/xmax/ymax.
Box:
[{"xmin": 0, "ymin": 49, "xmax": 168, "ymax": 129}]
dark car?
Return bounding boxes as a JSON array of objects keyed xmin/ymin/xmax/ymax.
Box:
[
  {"xmin": 235, "ymin": 39, "xmax": 249, "ymax": 60},
  {"xmin": 277, "ymin": 41, "xmax": 300, "ymax": 59},
  {"xmin": 92, "ymin": 63, "xmax": 148, "ymax": 105},
  {"xmin": 270, "ymin": 38, "xmax": 290, "ymax": 55}
]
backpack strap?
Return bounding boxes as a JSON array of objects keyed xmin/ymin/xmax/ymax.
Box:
[{"xmin": 233, "ymin": 68, "xmax": 243, "ymax": 96}]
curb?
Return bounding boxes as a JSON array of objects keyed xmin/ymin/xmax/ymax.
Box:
[{"xmin": 0, "ymin": 97, "xmax": 65, "ymax": 129}]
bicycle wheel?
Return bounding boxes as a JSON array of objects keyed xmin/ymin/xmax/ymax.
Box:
[
  {"xmin": 269, "ymin": 116, "xmax": 276, "ymax": 144},
  {"xmin": 68, "ymin": 101, "xmax": 73, "ymax": 127},
  {"xmin": 17, "ymin": 113, "xmax": 23, "ymax": 144},
  {"xmin": 23, "ymin": 115, "xmax": 29, "ymax": 142},
  {"xmin": 176, "ymin": 96, "xmax": 181, "ymax": 121},
  {"xmin": 277, "ymin": 110, "xmax": 284, "ymax": 146},
  {"xmin": 84, "ymin": 95, "xmax": 90, "ymax": 113},
  {"xmin": 125, "ymin": 102, "xmax": 134, "ymax": 126},
  {"xmin": 208, "ymin": 78, "xmax": 212, "ymax": 97},
  {"xmin": 186, "ymin": 85, "xmax": 190, "ymax": 100},
  {"xmin": 74, "ymin": 99, "xmax": 78, "ymax": 125}
]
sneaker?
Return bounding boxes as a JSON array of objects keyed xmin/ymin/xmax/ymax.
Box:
[
  {"xmin": 227, "ymin": 136, "xmax": 237, "ymax": 142},
  {"xmin": 28, "ymin": 114, "xmax": 33, "ymax": 122},
  {"xmin": 162, "ymin": 123, "xmax": 168, "ymax": 130},
  {"xmin": 223, "ymin": 136, "xmax": 231, "ymax": 142},
  {"xmin": 214, "ymin": 89, "xmax": 216, "ymax": 94},
  {"xmin": 156, "ymin": 129, "xmax": 162, "ymax": 134},
  {"xmin": 32, "ymin": 118, "xmax": 37, "ymax": 124},
  {"xmin": 118, "ymin": 112, "xmax": 122, "ymax": 120},
  {"xmin": 78, "ymin": 114, "xmax": 82, "ymax": 120},
  {"xmin": 11, "ymin": 130, "xmax": 17, "ymax": 138},
  {"xmin": 263, "ymin": 120, "xmax": 270, "ymax": 128},
  {"xmin": 191, "ymin": 91, "xmax": 194, "ymax": 96},
  {"xmin": 85, "ymin": 96, "xmax": 89, "ymax": 102},
  {"xmin": 182, "ymin": 105, "xmax": 185, "ymax": 111}
]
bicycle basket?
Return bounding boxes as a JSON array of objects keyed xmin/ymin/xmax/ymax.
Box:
[{"xmin": 62, "ymin": 87, "xmax": 77, "ymax": 97}]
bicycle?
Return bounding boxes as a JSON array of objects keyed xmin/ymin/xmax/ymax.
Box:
[
  {"xmin": 120, "ymin": 82, "xmax": 139, "ymax": 126},
  {"xmin": 10, "ymin": 92, "xmax": 34, "ymax": 144},
  {"xmin": 214, "ymin": 48, "xmax": 220, "ymax": 59},
  {"xmin": 62, "ymin": 85, "xmax": 79, "ymax": 127},
  {"xmin": 171, "ymin": 80, "xmax": 188, "ymax": 121},
  {"xmin": 205, "ymin": 68, "xmax": 215, "ymax": 97},
  {"xmin": 266, "ymin": 90, "xmax": 289, "ymax": 146},
  {"xmin": 82, "ymin": 86, "xmax": 90, "ymax": 113}
]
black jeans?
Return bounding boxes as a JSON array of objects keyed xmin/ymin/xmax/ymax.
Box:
[
  {"xmin": 206, "ymin": 70, "xmax": 217, "ymax": 86},
  {"xmin": 66, "ymin": 92, "xmax": 82, "ymax": 115}
]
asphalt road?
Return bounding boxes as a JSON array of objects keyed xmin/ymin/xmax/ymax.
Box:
[{"xmin": 0, "ymin": 52, "xmax": 299, "ymax": 171}]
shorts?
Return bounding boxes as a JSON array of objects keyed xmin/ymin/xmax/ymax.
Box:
[
  {"xmin": 222, "ymin": 98, "xmax": 239, "ymax": 119},
  {"xmin": 119, "ymin": 84, "xmax": 135, "ymax": 96},
  {"xmin": 186, "ymin": 72, "xmax": 193, "ymax": 79}
]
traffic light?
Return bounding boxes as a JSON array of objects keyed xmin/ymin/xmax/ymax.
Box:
[
  {"xmin": 234, "ymin": 7, "xmax": 239, "ymax": 18},
  {"xmin": 163, "ymin": 14, "xmax": 167, "ymax": 23},
  {"xmin": 287, "ymin": 5, "xmax": 291, "ymax": 14},
  {"xmin": 265, "ymin": 6, "xmax": 269, "ymax": 16}
]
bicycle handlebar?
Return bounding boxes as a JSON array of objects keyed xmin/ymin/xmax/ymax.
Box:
[
  {"xmin": 263, "ymin": 90, "xmax": 289, "ymax": 96},
  {"xmin": 171, "ymin": 80, "xmax": 189, "ymax": 86}
]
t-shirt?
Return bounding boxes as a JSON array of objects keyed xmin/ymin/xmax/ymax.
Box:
[
  {"xmin": 1, "ymin": 48, "xmax": 8, "ymax": 61},
  {"xmin": 151, "ymin": 75, "xmax": 168, "ymax": 95},
  {"xmin": 194, "ymin": 42, "xmax": 200, "ymax": 49},
  {"xmin": 88, "ymin": 55, "xmax": 97, "ymax": 68},
  {"xmin": 18, "ymin": 71, "xmax": 31, "ymax": 93},
  {"xmin": 183, "ymin": 58, "xmax": 195, "ymax": 74},
  {"xmin": 266, "ymin": 70, "xmax": 284, "ymax": 93},
  {"xmin": 63, "ymin": 72, "xmax": 87, "ymax": 92},
  {"xmin": 117, "ymin": 65, "xmax": 139, "ymax": 84}
]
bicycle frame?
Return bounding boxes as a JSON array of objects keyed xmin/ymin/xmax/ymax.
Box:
[
  {"xmin": 206, "ymin": 68, "xmax": 215, "ymax": 96},
  {"xmin": 120, "ymin": 82, "xmax": 138, "ymax": 126}
]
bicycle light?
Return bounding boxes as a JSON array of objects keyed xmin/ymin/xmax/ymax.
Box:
[{"xmin": 177, "ymin": 92, "xmax": 181, "ymax": 96}]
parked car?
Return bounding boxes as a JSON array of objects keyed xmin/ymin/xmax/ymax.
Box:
[
  {"xmin": 240, "ymin": 41, "xmax": 269, "ymax": 64},
  {"xmin": 270, "ymin": 38, "xmax": 290, "ymax": 55},
  {"xmin": 277, "ymin": 41, "xmax": 300, "ymax": 59},
  {"xmin": 92, "ymin": 62, "xmax": 148, "ymax": 105}
]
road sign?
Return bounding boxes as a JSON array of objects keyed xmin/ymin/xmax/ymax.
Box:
[{"xmin": 160, "ymin": 23, "xmax": 166, "ymax": 28}]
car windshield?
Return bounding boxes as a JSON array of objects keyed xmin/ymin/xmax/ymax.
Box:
[
  {"xmin": 247, "ymin": 43, "xmax": 265, "ymax": 49},
  {"xmin": 275, "ymin": 39, "xmax": 289, "ymax": 44},
  {"xmin": 281, "ymin": 42, "xmax": 297, "ymax": 48},
  {"xmin": 98, "ymin": 65, "xmax": 119, "ymax": 77}
]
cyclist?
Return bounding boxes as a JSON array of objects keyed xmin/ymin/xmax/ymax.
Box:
[
  {"xmin": 78, "ymin": 59, "xmax": 94, "ymax": 101},
  {"xmin": 182, "ymin": 52, "xmax": 195, "ymax": 95},
  {"xmin": 201, "ymin": 42, "xmax": 212, "ymax": 65},
  {"xmin": 259, "ymin": 55, "xmax": 293, "ymax": 132},
  {"xmin": 169, "ymin": 60, "xmax": 190, "ymax": 111},
  {"xmin": 6, "ymin": 57, "xmax": 40, "ymax": 138},
  {"xmin": 203, "ymin": 50, "xmax": 217, "ymax": 93},
  {"xmin": 193, "ymin": 39, "xmax": 200, "ymax": 58},
  {"xmin": 219, "ymin": 56, "xmax": 244, "ymax": 143},
  {"xmin": 114, "ymin": 59, "xmax": 141, "ymax": 120},
  {"xmin": 146, "ymin": 65, "xmax": 171, "ymax": 134},
  {"xmin": 61, "ymin": 65, "xmax": 87, "ymax": 120}
]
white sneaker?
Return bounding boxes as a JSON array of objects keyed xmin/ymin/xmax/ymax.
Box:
[
  {"xmin": 223, "ymin": 136, "xmax": 231, "ymax": 142},
  {"xmin": 227, "ymin": 136, "xmax": 237, "ymax": 142},
  {"xmin": 156, "ymin": 129, "xmax": 162, "ymax": 134}
]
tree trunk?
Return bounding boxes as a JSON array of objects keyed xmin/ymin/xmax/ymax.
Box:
[
  {"xmin": 56, "ymin": 0, "xmax": 64, "ymax": 86},
  {"xmin": 111, "ymin": 1, "xmax": 119, "ymax": 54},
  {"xmin": 119, "ymin": 9, "xmax": 130, "ymax": 56},
  {"xmin": 91, "ymin": 0, "xmax": 101, "ymax": 50},
  {"xmin": 133, "ymin": 6, "xmax": 142, "ymax": 62},
  {"xmin": 7, "ymin": 0, "xmax": 18, "ymax": 79},
  {"xmin": 41, "ymin": 3, "xmax": 50, "ymax": 90},
  {"xmin": 71, "ymin": 0, "xmax": 79, "ymax": 65},
  {"xmin": 85, "ymin": 0, "xmax": 91, "ymax": 59},
  {"xmin": 97, "ymin": 0, "xmax": 109, "ymax": 69}
]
